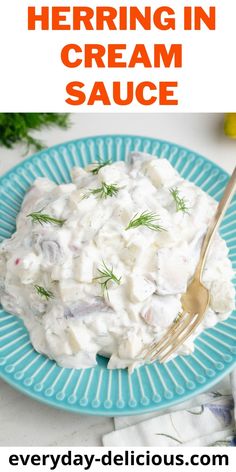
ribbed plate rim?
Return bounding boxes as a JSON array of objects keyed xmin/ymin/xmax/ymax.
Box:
[{"xmin": 0, "ymin": 134, "xmax": 235, "ymax": 416}]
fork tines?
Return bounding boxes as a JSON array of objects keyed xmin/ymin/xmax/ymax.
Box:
[{"xmin": 146, "ymin": 311, "xmax": 200, "ymax": 363}]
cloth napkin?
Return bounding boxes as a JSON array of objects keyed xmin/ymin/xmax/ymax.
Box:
[{"xmin": 103, "ymin": 370, "xmax": 236, "ymax": 446}]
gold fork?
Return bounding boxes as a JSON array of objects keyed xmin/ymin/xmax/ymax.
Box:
[{"xmin": 146, "ymin": 166, "xmax": 236, "ymax": 364}]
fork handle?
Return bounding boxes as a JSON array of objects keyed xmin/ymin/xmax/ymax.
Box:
[{"xmin": 195, "ymin": 166, "xmax": 236, "ymax": 281}]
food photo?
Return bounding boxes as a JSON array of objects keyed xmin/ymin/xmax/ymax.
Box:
[{"xmin": 0, "ymin": 113, "xmax": 235, "ymax": 446}]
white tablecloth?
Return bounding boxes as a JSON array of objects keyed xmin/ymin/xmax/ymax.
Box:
[{"xmin": 103, "ymin": 372, "xmax": 236, "ymax": 446}]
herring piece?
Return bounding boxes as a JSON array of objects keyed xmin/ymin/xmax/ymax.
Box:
[
  {"xmin": 210, "ymin": 280, "xmax": 235, "ymax": 314},
  {"xmin": 128, "ymin": 275, "xmax": 156, "ymax": 303},
  {"xmin": 67, "ymin": 324, "xmax": 95, "ymax": 352},
  {"xmin": 64, "ymin": 298, "xmax": 111, "ymax": 318},
  {"xmin": 40, "ymin": 240, "xmax": 63, "ymax": 265},
  {"xmin": 59, "ymin": 279, "xmax": 84, "ymax": 302},
  {"xmin": 70, "ymin": 166, "xmax": 90, "ymax": 186},
  {"xmin": 98, "ymin": 162, "xmax": 128, "ymax": 186},
  {"xmin": 143, "ymin": 158, "xmax": 179, "ymax": 188},
  {"xmin": 7, "ymin": 252, "xmax": 40, "ymax": 284},
  {"xmin": 74, "ymin": 246, "xmax": 97, "ymax": 283},
  {"xmin": 127, "ymin": 151, "xmax": 154, "ymax": 166},
  {"xmin": 146, "ymin": 294, "xmax": 182, "ymax": 328},
  {"xmin": 156, "ymin": 244, "xmax": 193, "ymax": 295},
  {"xmin": 118, "ymin": 329, "xmax": 143, "ymax": 359}
]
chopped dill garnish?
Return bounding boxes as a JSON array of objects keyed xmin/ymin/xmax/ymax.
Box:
[
  {"xmin": 94, "ymin": 261, "xmax": 121, "ymax": 297},
  {"xmin": 90, "ymin": 182, "xmax": 120, "ymax": 199},
  {"xmin": 125, "ymin": 211, "xmax": 166, "ymax": 232},
  {"xmin": 27, "ymin": 210, "xmax": 66, "ymax": 226},
  {"xmin": 34, "ymin": 285, "xmax": 54, "ymax": 300},
  {"xmin": 89, "ymin": 158, "xmax": 112, "ymax": 175},
  {"xmin": 169, "ymin": 187, "xmax": 190, "ymax": 214}
]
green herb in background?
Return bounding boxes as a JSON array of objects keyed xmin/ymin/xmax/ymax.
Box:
[{"xmin": 0, "ymin": 113, "xmax": 70, "ymax": 153}]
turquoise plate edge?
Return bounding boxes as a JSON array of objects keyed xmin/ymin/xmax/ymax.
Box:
[{"xmin": 0, "ymin": 134, "xmax": 235, "ymax": 416}]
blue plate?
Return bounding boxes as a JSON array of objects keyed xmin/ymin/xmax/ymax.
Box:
[{"xmin": 0, "ymin": 135, "xmax": 235, "ymax": 416}]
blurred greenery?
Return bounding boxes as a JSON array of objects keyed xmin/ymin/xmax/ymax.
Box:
[{"xmin": 0, "ymin": 113, "xmax": 70, "ymax": 153}]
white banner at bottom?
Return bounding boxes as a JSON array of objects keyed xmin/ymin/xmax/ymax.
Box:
[{"xmin": 0, "ymin": 447, "xmax": 235, "ymax": 472}]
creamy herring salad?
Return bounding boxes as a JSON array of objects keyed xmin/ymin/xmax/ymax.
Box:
[{"xmin": 0, "ymin": 152, "xmax": 235, "ymax": 371}]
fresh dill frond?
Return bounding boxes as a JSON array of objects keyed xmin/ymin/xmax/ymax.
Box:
[
  {"xmin": 89, "ymin": 158, "xmax": 112, "ymax": 175},
  {"xmin": 34, "ymin": 285, "xmax": 54, "ymax": 300},
  {"xmin": 125, "ymin": 211, "xmax": 166, "ymax": 232},
  {"xmin": 27, "ymin": 210, "xmax": 66, "ymax": 226},
  {"xmin": 94, "ymin": 261, "xmax": 121, "ymax": 297},
  {"xmin": 169, "ymin": 187, "xmax": 190, "ymax": 214},
  {"xmin": 0, "ymin": 113, "xmax": 70, "ymax": 153},
  {"xmin": 90, "ymin": 182, "xmax": 120, "ymax": 199}
]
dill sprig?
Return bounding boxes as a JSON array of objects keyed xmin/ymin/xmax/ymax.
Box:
[
  {"xmin": 125, "ymin": 211, "xmax": 166, "ymax": 232},
  {"xmin": 90, "ymin": 182, "xmax": 120, "ymax": 199},
  {"xmin": 89, "ymin": 158, "xmax": 112, "ymax": 175},
  {"xmin": 169, "ymin": 187, "xmax": 190, "ymax": 213},
  {"xmin": 34, "ymin": 285, "xmax": 54, "ymax": 300},
  {"xmin": 27, "ymin": 210, "xmax": 66, "ymax": 226},
  {"xmin": 0, "ymin": 113, "xmax": 70, "ymax": 154},
  {"xmin": 94, "ymin": 261, "xmax": 121, "ymax": 297}
]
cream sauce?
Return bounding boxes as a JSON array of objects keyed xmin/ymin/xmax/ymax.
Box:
[{"xmin": 0, "ymin": 153, "xmax": 234, "ymax": 370}]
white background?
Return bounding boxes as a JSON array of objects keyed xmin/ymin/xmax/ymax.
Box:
[
  {"xmin": 0, "ymin": 112, "xmax": 235, "ymax": 446},
  {"xmin": 0, "ymin": 0, "xmax": 236, "ymax": 111}
]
